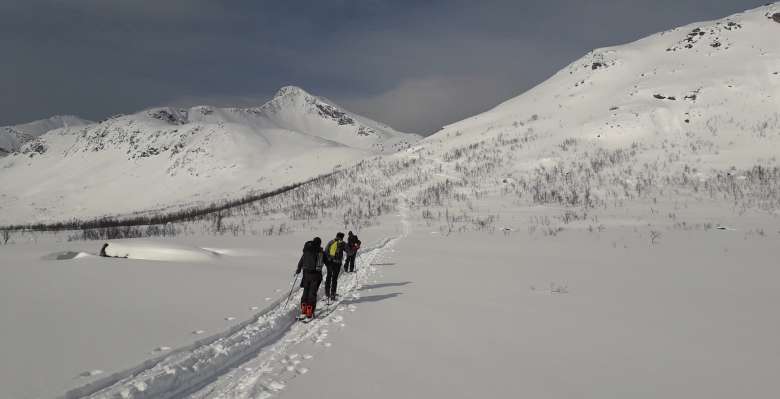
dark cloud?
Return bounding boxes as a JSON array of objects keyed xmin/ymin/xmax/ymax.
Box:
[{"xmin": 0, "ymin": 0, "xmax": 769, "ymax": 133}]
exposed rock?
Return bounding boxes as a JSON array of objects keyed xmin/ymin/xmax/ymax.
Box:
[
  {"xmin": 20, "ymin": 139, "xmax": 47, "ymax": 156},
  {"xmin": 315, "ymin": 103, "xmax": 354, "ymax": 126}
]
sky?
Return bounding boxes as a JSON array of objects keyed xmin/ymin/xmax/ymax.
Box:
[{"xmin": 0, "ymin": 0, "xmax": 770, "ymax": 134}]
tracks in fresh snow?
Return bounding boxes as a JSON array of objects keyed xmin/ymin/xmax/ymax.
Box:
[{"xmin": 67, "ymin": 203, "xmax": 410, "ymax": 399}]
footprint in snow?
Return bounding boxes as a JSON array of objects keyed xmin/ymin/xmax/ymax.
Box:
[
  {"xmin": 78, "ymin": 369, "xmax": 104, "ymax": 378},
  {"xmin": 267, "ymin": 380, "xmax": 286, "ymax": 391}
]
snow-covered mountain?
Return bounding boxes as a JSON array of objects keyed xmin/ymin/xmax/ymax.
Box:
[
  {"xmin": 0, "ymin": 87, "xmax": 420, "ymax": 224},
  {"xmin": 0, "ymin": 115, "xmax": 91, "ymax": 156},
  {"xmin": 400, "ymin": 3, "xmax": 780, "ymax": 209},
  {"xmin": 257, "ymin": 86, "xmax": 419, "ymax": 153}
]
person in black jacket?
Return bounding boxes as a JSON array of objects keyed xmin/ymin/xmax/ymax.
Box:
[
  {"xmin": 323, "ymin": 232, "xmax": 346, "ymax": 300},
  {"xmin": 296, "ymin": 237, "xmax": 324, "ymax": 319},
  {"xmin": 344, "ymin": 231, "xmax": 361, "ymax": 273},
  {"xmin": 99, "ymin": 243, "xmax": 109, "ymax": 257}
]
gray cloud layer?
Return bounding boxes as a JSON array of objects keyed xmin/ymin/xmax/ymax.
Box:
[{"xmin": 1, "ymin": 0, "xmax": 768, "ymax": 134}]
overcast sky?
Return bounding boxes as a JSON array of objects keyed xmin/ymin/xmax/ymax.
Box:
[{"xmin": 1, "ymin": 0, "xmax": 768, "ymax": 134}]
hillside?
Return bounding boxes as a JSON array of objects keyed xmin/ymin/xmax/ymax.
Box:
[
  {"xmin": 397, "ymin": 3, "xmax": 780, "ymax": 213},
  {"xmin": 0, "ymin": 87, "xmax": 420, "ymax": 225},
  {"xmin": 0, "ymin": 115, "xmax": 91, "ymax": 156}
]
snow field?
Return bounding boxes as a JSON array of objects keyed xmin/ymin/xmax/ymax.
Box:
[
  {"xmin": 75, "ymin": 219, "xmax": 408, "ymax": 399},
  {"xmin": 279, "ymin": 209, "xmax": 780, "ymax": 399}
]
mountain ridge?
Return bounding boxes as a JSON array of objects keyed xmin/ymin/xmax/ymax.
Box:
[{"xmin": 0, "ymin": 86, "xmax": 421, "ymax": 224}]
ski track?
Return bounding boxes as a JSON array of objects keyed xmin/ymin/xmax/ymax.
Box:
[{"xmin": 67, "ymin": 199, "xmax": 411, "ymax": 399}]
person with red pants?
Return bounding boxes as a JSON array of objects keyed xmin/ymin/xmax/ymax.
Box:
[{"xmin": 295, "ymin": 237, "xmax": 324, "ymax": 319}]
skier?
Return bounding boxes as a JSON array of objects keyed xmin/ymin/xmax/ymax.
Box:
[
  {"xmin": 344, "ymin": 231, "xmax": 361, "ymax": 273},
  {"xmin": 295, "ymin": 237, "xmax": 324, "ymax": 319},
  {"xmin": 324, "ymin": 232, "xmax": 346, "ymax": 300}
]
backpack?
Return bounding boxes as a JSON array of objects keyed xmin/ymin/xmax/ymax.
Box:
[{"xmin": 327, "ymin": 239, "xmax": 342, "ymax": 261}]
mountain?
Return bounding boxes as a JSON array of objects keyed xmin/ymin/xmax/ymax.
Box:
[
  {"xmin": 406, "ymin": 3, "xmax": 780, "ymax": 207},
  {"xmin": 0, "ymin": 87, "xmax": 421, "ymax": 224},
  {"xmin": 256, "ymin": 86, "xmax": 419, "ymax": 153},
  {"xmin": 0, "ymin": 115, "xmax": 91, "ymax": 156}
]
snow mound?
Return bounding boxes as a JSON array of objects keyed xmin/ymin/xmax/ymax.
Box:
[{"xmin": 103, "ymin": 240, "xmax": 219, "ymax": 262}]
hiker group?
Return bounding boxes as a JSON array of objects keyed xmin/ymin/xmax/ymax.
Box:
[{"xmin": 295, "ymin": 231, "xmax": 361, "ymax": 319}]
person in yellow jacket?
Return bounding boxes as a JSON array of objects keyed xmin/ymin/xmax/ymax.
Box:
[{"xmin": 323, "ymin": 232, "xmax": 346, "ymax": 301}]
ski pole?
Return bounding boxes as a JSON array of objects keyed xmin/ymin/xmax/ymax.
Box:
[{"xmin": 282, "ymin": 273, "xmax": 299, "ymax": 313}]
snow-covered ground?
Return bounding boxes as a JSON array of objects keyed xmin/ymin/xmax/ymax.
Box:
[
  {"xmin": 280, "ymin": 216, "xmax": 780, "ymax": 399},
  {"xmin": 0, "ymin": 235, "xmax": 293, "ymax": 399},
  {"xmin": 5, "ymin": 197, "xmax": 774, "ymax": 399},
  {"xmin": 0, "ymin": 222, "xmax": 404, "ymax": 399}
]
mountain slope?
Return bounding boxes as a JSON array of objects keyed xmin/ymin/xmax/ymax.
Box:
[
  {"xmin": 256, "ymin": 86, "xmax": 419, "ymax": 153},
  {"xmin": 403, "ymin": 3, "xmax": 780, "ymax": 209},
  {"xmin": 0, "ymin": 87, "xmax": 421, "ymax": 225},
  {"xmin": 0, "ymin": 115, "xmax": 91, "ymax": 156}
]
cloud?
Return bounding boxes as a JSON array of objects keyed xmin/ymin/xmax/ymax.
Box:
[
  {"xmin": 0, "ymin": 0, "xmax": 770, "ymax": 134},
  {"xmin": 338, "ymin": 76, "xmax": 518, "ymax": 134}
]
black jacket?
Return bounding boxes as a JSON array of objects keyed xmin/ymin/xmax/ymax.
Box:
[
  {"xmin": 346, "ymin": 235, "xmax": 361, "ymax": 255},
  {"xmin": 297, "ymin": 241, "xmax": 324, "ymax": 274}
]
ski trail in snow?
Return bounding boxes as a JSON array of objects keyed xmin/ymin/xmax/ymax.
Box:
[
  {"xmin": 69, "ymin": 202, "xmax": 411, "ymax": 399},
  {"xmin": 186, "ymin": 202, "xmax": 411, "ymax": 399}
]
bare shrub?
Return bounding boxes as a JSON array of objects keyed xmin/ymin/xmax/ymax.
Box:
[{"xmin": 650, "ymin": 230, "xmax": 662, "ymax": 246}]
